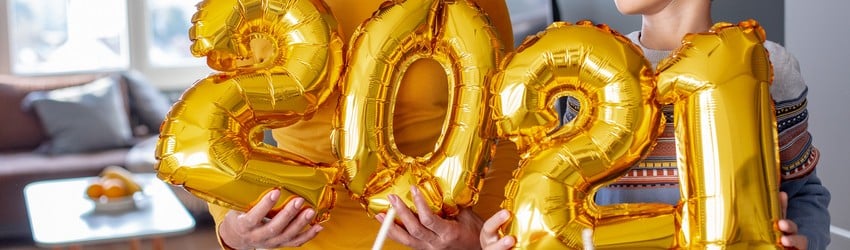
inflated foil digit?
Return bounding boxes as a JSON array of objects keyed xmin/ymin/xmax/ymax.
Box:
[
  {"xmin": 155, "ymin": 0, "xmax": 344, "ymax": 223},
  {"xmin": 656, "ymin": 21, "xmax": 781, "ymax": 249},
  {"xmin": 493, "ymin": 20, "xmax": 782, "ymax": 249},
  {"xmin": 492, "ymin": 21, "xmax": 666, "ymax": 249},
  {"xmin": 332, "ymin": 0, "xmax": 505, "ymax": 216}
]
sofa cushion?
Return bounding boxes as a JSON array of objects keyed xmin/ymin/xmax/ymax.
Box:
[
  {"xmin": 22, "ymin": 75, "xmax": 134, "ymax": 154},
  {"xmin": 0, "ymin": 74, "xmax": 101, "ymax": 151},
  {"xmin": 120, "ymin": 71, "xmax": 171, "ymax": 135}
]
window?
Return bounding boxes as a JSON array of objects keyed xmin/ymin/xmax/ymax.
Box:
[
  {"xmin": 145, "ymin": 0, "xmax": 203, "ymax": 68},
  {"xmin": 8, "ymin": 0, "xmax": 129, "ymax": 75},
  {"xmin": 1, "ymin": 0, "xmax": 556, "ymax": 87}
]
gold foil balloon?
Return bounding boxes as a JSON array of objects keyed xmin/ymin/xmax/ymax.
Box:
[
  {"xmin": 332, "ymin": 0, "xmax": 505, "ymax": 216},
  {"xmin": 493, "ymin": 20, "xmax": 782, "ymax": 249},
  {"xmin": 157, "ymin": 0, "xmax": 782, "ymax": 246},
  {"xmin": 155, "ymin": 0, "xmax": 344, "ymax": 223},
  {"xmin": 656, "ymin": 20, "xmax": 781, "ymax": 248},
  {"xmin": 492, "ymin": 21, "xmax": 665, "ymax": 249}
]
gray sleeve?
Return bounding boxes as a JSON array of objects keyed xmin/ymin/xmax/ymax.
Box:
[
  {"xmin": 766, "ymin": 40, "xmax": 832, "ymax": 249},
  {"xmin": 765, "ymin": 40, "xmax": 807, "ymax": 102},
  {"xmin": 782, "ymin": 168, "xmax": 831, "ymax": 250}
]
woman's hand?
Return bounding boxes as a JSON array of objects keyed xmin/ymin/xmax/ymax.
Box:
[
  {"xmin": 479, "ymin": 209, "xmax": 515, "ymax": 250},
  {"xmin": 219, "ymin": 189, "xmax": 323, "ymax": 249},
  {"xmin": 375, "ymin": 187, "xmax": 484, "ymax": 250},
  {"xmin": 779, "ymin": 192, "xmax": 807, "ymax": 249}
]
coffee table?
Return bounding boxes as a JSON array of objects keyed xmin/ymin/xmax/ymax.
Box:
[{"xmin": 23, "ymin": 173, "xmax": 196, "ymax": 249}]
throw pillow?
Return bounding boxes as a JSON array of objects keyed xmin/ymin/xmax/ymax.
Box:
[
  {"xmin": 121, "ymin": 70, "xmax": 172, "ymax": 134},
  {"xmin": 22, "ymin": 76, "xmax": 134, "ymax": 154}
]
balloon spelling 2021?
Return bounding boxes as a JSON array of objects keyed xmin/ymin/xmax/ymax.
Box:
[{"xmin": 155, "ymin": 0, "xmax": 782, "ymax": 248}]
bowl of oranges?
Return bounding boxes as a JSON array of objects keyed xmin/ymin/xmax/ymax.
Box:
[{"xmin": 85, "ymin": 166, "xmax": 143, "ymax": 212}]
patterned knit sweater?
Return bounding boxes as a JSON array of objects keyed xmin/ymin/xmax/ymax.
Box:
[{"xmin": 565, "ymin": 31, "xmax": 832, "ymax": 249}]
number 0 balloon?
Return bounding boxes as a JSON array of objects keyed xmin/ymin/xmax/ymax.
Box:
[{"xmin": 333, "ymin": 0, "xmax": 505, "ymax": 216}]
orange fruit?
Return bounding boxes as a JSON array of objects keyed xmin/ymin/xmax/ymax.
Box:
[
  {"xmin": 102, "ymin": 178, "xmax": 127, "ymax": 199},
  {"xmin": 86, "ymin": 182, "xmax": 104, "ymax": 199}
]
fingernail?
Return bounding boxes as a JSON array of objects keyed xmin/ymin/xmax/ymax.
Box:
[
  {"xmin": 293, "ymin": 198, "xmax": 304, "ymax": 208},
  {"xmin": 269, "ymin": 189, "xmax": 280, "ymax": 201},
  {"xmin": 315, "ymin": 225, "xmax": 324, "ymax": 232},
  {"xmin": 376, "ymin": 214, "xmax": 385, "ymax": 221},
  {"xmin": 304, "ymin": 209, "xmax": 315, "ymax": 219},
  {"xmin": 388, "ymin": 194, "xmax": 398, "ymax": 204},
  {"xmin": 411, "ymin": 186, "xmax": 419, "ymax": 196},
  {"xmin": 500, "ymin": 237, "xmax": 513, "ymax": 246},
  {"xmin": 498, "ymin": 210, "xmax": 510, "ymax": 219}
]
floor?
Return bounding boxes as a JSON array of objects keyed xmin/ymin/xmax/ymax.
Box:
[{"xmin": 0, "ymin": 221, "xmax": 220, "ymax": 250}]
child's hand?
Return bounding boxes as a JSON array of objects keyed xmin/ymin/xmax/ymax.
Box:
[
  {"xmin": 479, "ymin": 209, "xmax": 514, "ymax": 250},
  {"xmin": 779, "ymin": 192, "xmax": 808, "ymax": 249}
]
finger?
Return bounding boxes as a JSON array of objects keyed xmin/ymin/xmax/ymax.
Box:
[
  {"xmin": 483, "ymin": 236, "xmax": 515, "ymax": 250},
  {"xmin": 278, "ymin": 208, "xmax": 316, "ymax": 238},
  {"xmin": 780, "ymin": 234, "xmax": 807, "ymax": 250},
  {"xmin": 481, "ymin": 209, "xmax": 511, "ymax": 245},
  {"xmin": 780, "ymin": 192, "xmax": 788, "ymax": 219},
  {"xmin": 283, "ymin": 225, "xmax": 324, "ymax": 247},
  {"xmin": 778, "ymin": 219, "xmax": 799, "ymax": 235},
  {"xmin": 389, "ymin": 193, "xmax": 437, "ymax": 241},
  {"xmin": 376, "ymin": 213, "xmax": 420, "ymax": 246},
  {"xmin": 262, "ymin": 197, "xmax": 305, "ymax": 237},
  {"xmin": 268, "ymin": 209, "xmax": 321, "ymax": 247},
  {"xmin": 241, "ymin": 189, "xmax": 280, "ymax": 226},
  {"xmin": 246, "ymin": 200, "xmax": 301, "ymax": 247},
  {"xmin": 411, "ymin": 186, "xmax": 449, "ymax": 233}
]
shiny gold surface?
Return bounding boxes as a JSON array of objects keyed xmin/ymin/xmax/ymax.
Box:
[
  {"xmin": 492, "ymin": 20, "xmax": 781, "ymax": 249},
  {"xmin": 656, "ymin": 20, "xmax": 781, "ymax": 249},
  {"xmin": 333, "ymin": 0, "xmax": 506, "ymax": 217},
  {"xmin": 492, "ymin": 21, "xmax": 665, "ymax": 249},
  {"xmin": 158, "ymin": 1, "xmax": 782, "ymax": 246},
  {"xmin": 156, "ymin": 0, "xmax": 344, "ymax": 223}
]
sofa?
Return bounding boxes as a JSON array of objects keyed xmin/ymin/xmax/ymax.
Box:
[{"xmin": 0, "ymin": 72, "xmax": 209, "ymax": 241}]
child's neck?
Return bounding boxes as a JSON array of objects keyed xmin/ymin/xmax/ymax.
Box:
[{"xmin": 638, "ymin": 1, "xmax": 712, "ymax": 50}]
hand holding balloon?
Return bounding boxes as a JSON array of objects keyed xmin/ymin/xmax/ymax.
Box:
[
  {"xmin": 157, "ymin": 0, "xmax": 785, "ymax": 248},
  {"xmin": 156, "ymin": 0, "xmax": 344, "ymax": 222},
  {"xmin": 479, "ymin": 209, "xmax": 514, "ymax": 250},
  {"xmin": 219, "ymin": 190, "xmax": 323, "ymax": 249},
  {"xmin": 373, "ymin": 187, "xmax": 485, "ymax": 250}
]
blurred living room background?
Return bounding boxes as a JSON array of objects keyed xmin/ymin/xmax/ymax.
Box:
[{"xmin": 1, "ymin": 0, "xmax": 848, "ymax": 249}]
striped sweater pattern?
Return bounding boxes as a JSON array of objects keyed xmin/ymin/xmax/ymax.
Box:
[{"xmin": 572, "ymin": 92, "xmax": 820, "ymax": 189}]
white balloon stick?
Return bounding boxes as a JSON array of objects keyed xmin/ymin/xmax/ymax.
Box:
[
  {"xmin": 583, "ymin": 228, "xmax": 594, "ymax": 250},
  {"xmin": 372, "ymin": 207, "xmax": 397, "ymax": 250}
]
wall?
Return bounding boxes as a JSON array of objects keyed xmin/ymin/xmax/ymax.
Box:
[
  {"xmin": 0, "ymin": 0, "xmax": 9, "ymax": 74},
  {"xmin": 552, "ymin": 0, "xmax": 784, "ymax": 44},
  {"xmin": 786, "ymin": 1, "xmax": 850, "ymax": 249}
]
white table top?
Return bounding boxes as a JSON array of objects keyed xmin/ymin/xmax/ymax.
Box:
[{"xmin": 23, "ymin": 173, "xmax": 196, "ymax": 247}]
